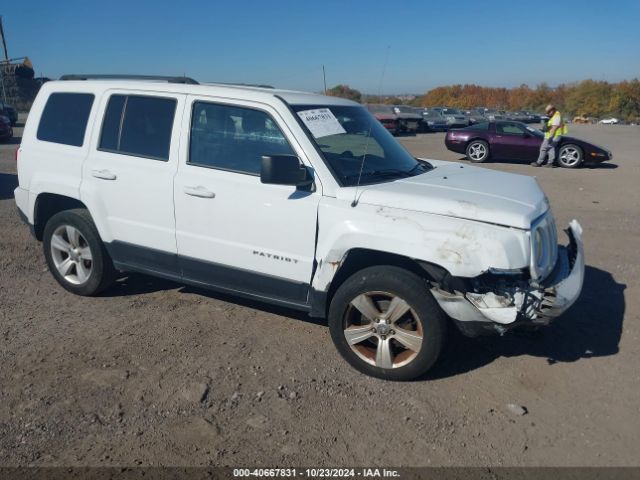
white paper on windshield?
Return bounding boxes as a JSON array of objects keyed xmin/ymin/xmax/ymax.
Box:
[{"xmin": 297, "ymin": 108, "xmax": 346, "ymax": 139}]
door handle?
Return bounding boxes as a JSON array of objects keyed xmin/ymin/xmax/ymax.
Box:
[
  {"xmin": 92, "ymin": 169, "xmax": 117, "ymax": 180},
  {"xmin": 184, "ymin": 185, "xmax": 216, "ymax": 198}
]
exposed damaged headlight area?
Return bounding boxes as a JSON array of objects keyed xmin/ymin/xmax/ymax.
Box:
[
  {"xmin": 529, "ymin": 211, "xmax": 559, "ymax": 281},
  {"xmin": 428, "ymin": 220, "xmax": 584, "ymax": 337}
]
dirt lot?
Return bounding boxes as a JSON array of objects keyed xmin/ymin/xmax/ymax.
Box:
[{"xmin": 1, "ymin": 115, "xmax": 639, "ymax": 468}]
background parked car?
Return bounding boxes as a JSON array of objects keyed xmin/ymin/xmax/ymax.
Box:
[
  {"xmin": 434, "ymin": 107, "xmax": 470, "ymax": 128},
  {"xmin": 522, "ymin": 111, "xmax": 542, "ymax": 123},
  {"xmin": 391, "ymin": 105, "xmax": 423, "ymax": 133},
  {"xmin": 461, "ymin": 109, "xmax": 485, "ymax": 124},
  {"xmin": 365, "ymin": 104, "xmax": 401, "ymax": 134},
  {"xmin": 0, "ymin": 114, "xmax": 13, "ymax": 142},
  {"xmin": 444, "ymin": 120, "xmax": 612, "ymax": 168},
  {"xmin": 573, "ymin": 115, "xmax": 591, "ymax": 124},
  {"xmin": 365, "ymin": 104, "xmax": 422, "ymax": 134},
  {"xmin": 0, "ymin": 102, "xmax": 18, "ymax": 126},
  {"xmin": 480, "ymin": 108, "xmax": 505, "ymax": 121},
  {"xmin": 419, "ymin": 108, "xmax": 448, "ymax": 131},
  {"xmin": 599, "ymin": 117, "xmax": 620, "ymax": 125}
]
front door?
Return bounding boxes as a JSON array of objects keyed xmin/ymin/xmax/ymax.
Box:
[
  {"xmin": 173, "ymin": 97, "xmax": 320, "ymax": 307},
  {"xmin": 492, "ymin": 122, "xmax": 541, "ymax": 161}
]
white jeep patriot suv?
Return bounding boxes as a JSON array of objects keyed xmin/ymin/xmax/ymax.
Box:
[{"xmin": 14, "ymin": 75, "xmax": 584, "ymax": 380}]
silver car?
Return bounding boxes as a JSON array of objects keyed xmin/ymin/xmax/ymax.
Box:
[
  {"xmin": 438, "ymin": 107, "xmax": 471, "ymax": 128},
  {"xmin": 420, "ymin": 108, "xmax": 448, "ymax": 131}
]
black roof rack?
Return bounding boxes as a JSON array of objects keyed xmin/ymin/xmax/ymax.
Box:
[
  {"xmin": 211, "ymin": 82, "xmax": 275, "ymax": 89},
  {"xmin": 59, "ymin": 74, "xmax": 199, "ymax": 85}
]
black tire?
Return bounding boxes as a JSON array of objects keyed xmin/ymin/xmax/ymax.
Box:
[
  {"xmin": 43, "ymin": 209, "xmax": 116, "ymax": 296},
  {"xmin": 558, "ymin": 144, "xmax": 583, "ymax": 168},
  {"xmin": 328, "ymin": 266, "xmax": 446, "ymax": 381},
  {"xmin": 466, "ymin": 139, "xmax": 490, "ymax": 163}
]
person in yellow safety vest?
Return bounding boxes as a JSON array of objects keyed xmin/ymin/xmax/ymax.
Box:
[{"xmin": 531, "ymin": 104, "xmax": 568, "ymax": 167}]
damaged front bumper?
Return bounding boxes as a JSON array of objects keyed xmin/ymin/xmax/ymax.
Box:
[{"xmin": 431, "ymin": 220, "xmax": 584, "ymax": 336}]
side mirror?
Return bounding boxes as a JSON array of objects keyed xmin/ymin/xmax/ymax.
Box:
[{"xmin": 261, "ymin": 155, "xmax": 312, "ymax": 187}]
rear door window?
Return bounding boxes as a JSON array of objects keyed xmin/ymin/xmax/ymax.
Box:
[
  {"xmin": 37, "ymin": 93, "xmax": 95, "ymax": 146},
  {"xmin": 99, "ymin": 94, "xmax": 177, "ymax": 161}
]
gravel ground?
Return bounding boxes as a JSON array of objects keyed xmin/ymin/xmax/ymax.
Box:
[{"xmin": 1, "ymin": 114, "xmax": 639, "ymax": 467}]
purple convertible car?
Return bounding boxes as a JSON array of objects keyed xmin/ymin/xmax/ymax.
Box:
[{"xmin": 445, "ymin": 121, "xmax": 612, "ymax": 168}]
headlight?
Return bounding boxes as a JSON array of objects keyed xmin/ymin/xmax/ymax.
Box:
[{"xmin": 530, "ymin": 211, "xmax": 558, "ymax": 280}]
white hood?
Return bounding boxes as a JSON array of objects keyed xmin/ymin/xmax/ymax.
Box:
[{"xmin": 340, "ymin": 160, "xmax": 548, "ymax": 229}]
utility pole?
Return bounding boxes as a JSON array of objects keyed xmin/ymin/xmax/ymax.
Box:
[
  {"xmin": 0, "ymin": 16, "xmax": 9, "ymax": 63},
  {"xmin": 322, "ymin": 65, "xmax": 327, "ymax": 94},
  {"xmin": 0, "ymin": 16, "xmax": 8, "ymax": 103}
]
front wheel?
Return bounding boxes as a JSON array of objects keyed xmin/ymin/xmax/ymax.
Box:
[
  {"xmin": 558, "ymin": 144, "xmax": 583, "ymax": 168},
  {"xmin": 43, "ymin": 209, "xmax": 116, "ymax": 296},
  {"xmin": 466, "ymin": 140, "xmax": 490, "ymax": 162},
  {"xmin": 328, "ymin": 266, "xmax": 446, "ymax": 381}
]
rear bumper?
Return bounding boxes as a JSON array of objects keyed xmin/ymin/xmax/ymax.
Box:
[
  {"xmin": 432, "ymin": 220, "xmax": 585, "ymax": 335},
  {"xmin": 444, "ymin": 138, "xmax": 466, "ymax": 154}
]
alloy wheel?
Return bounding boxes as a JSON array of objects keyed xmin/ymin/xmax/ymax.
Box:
[
  {"xmin": 50, "ymin": 225, "xmax": 94, "ymax": 285},
  {"xmin": 468, "ymin": 142, "xmax": 487, "ymax": 161},
  {"xmin": 343, "ymin": 291, "xmax": 423, "ymax": 369},
  {"xmin": 560, "ymin": 146, "xmax": 581, "ymax": 167}
]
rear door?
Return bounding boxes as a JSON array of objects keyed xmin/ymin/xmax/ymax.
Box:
[
  {"xmin": 173, "ymin": 96, "xmax": 321, "ymax": 307},
  {"xmin": 82, "ymin": 90, "xmax": 186, "ymax": 276}
]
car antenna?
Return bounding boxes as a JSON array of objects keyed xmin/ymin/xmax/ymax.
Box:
[{"xmin": 351, "ymin": 46, "xmax": 391, "ymax": 208}]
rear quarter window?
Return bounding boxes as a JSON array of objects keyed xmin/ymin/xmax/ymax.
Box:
[{"xmin": 37, "ymin": 93, "xmax": 95, "ymax": 146}]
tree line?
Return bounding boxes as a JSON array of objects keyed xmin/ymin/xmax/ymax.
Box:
[{"xmin": 326, "ymin": 79, "xmax": 640, "ymax": 121}]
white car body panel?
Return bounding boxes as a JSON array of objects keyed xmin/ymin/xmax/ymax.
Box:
[
  {"xmin": 80, "ymin": 89, "xmax": 187, "ymax": 251},
  {"xmin": 14, "ymin": 79, "xmax": 585, "ymax": 334},
  {"xmin": 312, "ymin": 196, "xmax": 531, "ymax": 292},
  {"xmin": 17, "ymin": 82, "xmax": 104, "ymax": 223},
  {"xmin": 173, "ymin": 94, "xmax": 320, "ymax": 283},
  {"xmin": 349, "ymin": 159, "xmax": 548, "ymax": 229}
]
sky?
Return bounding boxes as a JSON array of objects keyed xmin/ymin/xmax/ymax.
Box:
[{"xmin": 2, "ymin": 0, "xmax": 639, "ymax": 94}]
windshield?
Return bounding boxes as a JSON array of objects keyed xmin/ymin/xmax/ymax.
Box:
[
  {"xmin": 423, "ymin": 110, "xmax": 442, "ymax": 118},
  {"xmin": 443, "ymin": 108, "xmax": 461, "ymax": 115},
  {"xmin": 292, "ymin": 104, "xmax": 431, "ymax": 186}
]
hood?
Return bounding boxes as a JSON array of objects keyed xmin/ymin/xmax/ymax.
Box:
[
  {"xmin": 341, "ymin": 160, "xmax": 548, "ymax": 229},
  {"xmin": 563, "ymin": 135, "xmax": 605, "ymax": 149}
]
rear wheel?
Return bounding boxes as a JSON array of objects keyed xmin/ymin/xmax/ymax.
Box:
[
  {"xmin": 328, "ymin": 266, "xmax": 446, "ymax": 381},
  {"xmin": 466, "ymin": 140, "xmax": 490, "ymax": 162},
  {"xmin": 43, "ymin": 209, "xmax": 116, "ymax": 296},
  {"xmin": 558, "ymin": 144, "xmax": 583, "ymax": 168}
]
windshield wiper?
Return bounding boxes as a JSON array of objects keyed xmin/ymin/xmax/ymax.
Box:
[
  {"xmin": 343, "ymin": 163, "xmax": 432, "ymax": 182},
  {"xmin": 342, "ymin": 169, "xmax": 412, "ymax": 181},
  {"xmin": 408, "ymin": 161, "xmax": 432, "ymax": 174}
]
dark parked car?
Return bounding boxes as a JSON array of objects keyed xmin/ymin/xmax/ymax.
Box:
[
  {"xmin": 445, "ymin": 121, "xmax": 612, "ymax": 168},
  {"xmin": 432, "ymin": 107, "xmax": 469, "ymax": 128},
  {"xmin": 461, "ymin": 109, "xmax": 485, "ymax": 124},
  {"xmin": 0, "ymin": 102, "xmax": 18, "ymax": 126},
  {"xmin": 365, "ymin": 104, "xmax": 422, "ymax": 135},
  {"xmin": 0, "ymin": 114, "xmax": 13, "ymax": 141},
  {"xmin": 420, "ymin": 108, "xmax": 448, "ymax": 131}
]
